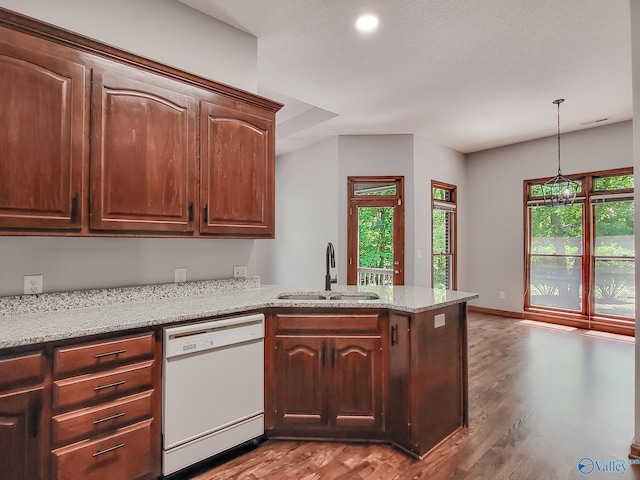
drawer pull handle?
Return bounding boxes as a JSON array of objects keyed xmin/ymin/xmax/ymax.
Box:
[
  {"xmin": 93, "ymin": 412, "xmax": 125, "ymax": 425},
  {"xmin": 93, "ymin": 381, "xmax": 125, "ymax": 392},
  {"xmin": 94, "ymin": 349, "xmax": 126, "ymax": 359},
  {"xmin": 93, "ymin": 443, "xmax": 125, "ymax": 457}
]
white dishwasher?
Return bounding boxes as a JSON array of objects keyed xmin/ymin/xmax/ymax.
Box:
[{"xmin": 162, "ymin": 313, "xmax": 265, "ymax": 476}]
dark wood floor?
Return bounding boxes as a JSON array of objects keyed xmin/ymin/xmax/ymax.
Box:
[{"xmin": 182, "ymin": 313, "xmax": 639, "ymax": 479}]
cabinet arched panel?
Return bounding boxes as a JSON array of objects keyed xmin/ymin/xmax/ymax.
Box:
[
  {"xmin": 0, "ymin": 43, "xmax": 86, "ymax": 230},
  {"xmin": 200, "ymin": 101, "xmax": 275, "ymax": 237},
  {"xmin": 275, "ymin": 336, "xmax": 326, "ymax": 426},
  {"xmin": 331, "ymin": 337, "xmax": 382, "ymax": 429},
  {"xmin": 90, "ymin": 70, "xmax": 197, "ymax": 233}
]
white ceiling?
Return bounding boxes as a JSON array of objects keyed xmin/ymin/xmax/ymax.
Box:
[{"xmin": 179, "ymin": 0, "xmax": 632, "ymax": 156}]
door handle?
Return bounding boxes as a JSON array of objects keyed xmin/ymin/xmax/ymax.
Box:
[
  {"xmin": 70, "ymin": 192, "xmax": 79, "ymax": 221},
  {"xmin": 391, "ymin": 325, "xmax": 398, "ymax": 346},
  {"xmin": 394, "ymin": 270, "xmax": 400, "ymax": 274}
]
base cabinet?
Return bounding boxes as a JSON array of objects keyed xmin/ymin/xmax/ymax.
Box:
[
  {"xmin": 388, "ymin": 304, "xmax": 468, "ymax": 457},
  {"xmin": 51, "ymin": 419, "xmax": 153, "ymax": 480},
  {"xmin": 50, "ymin": 332, "xmax": 159, "ymax": 480},
  {"xmin": 268, "ymin": 313, "xmax": 384, "ymax": 439},
  {"xmin": 0, "ymin": 350, "xmax": 46, "ymax": 480},
  {"xmin": 0, "ymin": 387, "xmax": 44, "ymax": 480},
  {"xmin": 267, "ymin": 305, "xmax": 469, "ymax": 458}
]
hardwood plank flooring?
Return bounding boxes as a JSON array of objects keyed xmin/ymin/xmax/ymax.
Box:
[{"xmin": 178, "ymin": 313, "xmax": 639, "ymax": 479}]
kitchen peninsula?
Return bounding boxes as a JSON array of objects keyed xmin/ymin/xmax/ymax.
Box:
[{"xmin": 0, "ymin": 280, "xmax": 477, "ymax": 479}]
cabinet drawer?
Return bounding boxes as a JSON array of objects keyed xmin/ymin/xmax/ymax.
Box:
[
  {"xmin": 52, "ymin": 390, "xmax": 154, "ymax": 447},
  {"xmin": 51, "ymin": 419, "xmax": 153, "ymax": 480},
  {"xmin": 275, "ymin": 314, "xmax": 380, "ymax": 333},
  {"xmin": 54, "ymin": 333, "xmax": 154, "ymax": 376},
  {"xmin": 0, "ymin": 351, "xmax": 44, "ymax": 388},
  {"xmin": 53, "ymin": 360, "xmax": 154, "ymax": 410}
]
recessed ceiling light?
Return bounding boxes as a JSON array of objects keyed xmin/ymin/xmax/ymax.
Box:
[{"xmin": 356, "ymin": 14, "xmax": 379, "ymax": 32}]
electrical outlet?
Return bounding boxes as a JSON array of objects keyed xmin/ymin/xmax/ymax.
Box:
[
  {"xmin": 24, "ymin": 275, "xmax": 43, "ymax": 295},
  {"xmin": 174, "ymin": 268, "xmax": 187, "ymax": 283},
  {"xmin": 499, "ymin": 291, "xmax": 506, "ymax": 299},
  {"xmin": 233, "ymin": 265, "xmax": 248, "ymax": 278}
]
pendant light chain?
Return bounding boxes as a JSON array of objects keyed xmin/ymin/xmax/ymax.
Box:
[
  {"xmin": 556, "ymin": 99, "xmax": 562, "ymax": 176},
  {"xmin": 539, "ymin": 98, "xmax": 578, "ymax": 207}
]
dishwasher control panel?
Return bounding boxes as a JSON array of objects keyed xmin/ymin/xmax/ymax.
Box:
[{"xmin": 164, "ymin": 314, "xmax": 264, "ymax": 359}]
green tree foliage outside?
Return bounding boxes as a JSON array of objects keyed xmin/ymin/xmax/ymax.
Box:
[{"xmin": 358, "ymin": 206, "xmax": 394, "ymax": 269}]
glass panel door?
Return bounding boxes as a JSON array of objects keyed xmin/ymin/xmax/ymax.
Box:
[
  {"xmin": 357, "ymin": 206, "xmax": 394, "ymax": 285},
  {"xmin": 347, "ymin": 176, "xmax": 404, "ymax": 285}
]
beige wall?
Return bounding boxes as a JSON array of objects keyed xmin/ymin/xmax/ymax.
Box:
[
  {"xmin": 256, "ymin": 138, "xmax": 340, "ymax": 288},
  {"xmin": 466, "ymin": 121, "xmax": 632, "ymax": 312},
  {"xmin": 258, "ymin": 134, "xmax": 466, "ymax": 288}
]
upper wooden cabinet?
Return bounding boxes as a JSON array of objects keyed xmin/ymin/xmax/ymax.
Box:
[
  {"xmin": 0, "ymin": 39, "xmax": 87, "ymax": 231},
  {"xmin": 200, "ymin": 99, "xmax": 275, "ymax": 237},
  {"xmin": 90, "ymin": 69, "xmax": 197, "ymax": 233},
  {"xmin": 0, "ymin": 9, "xmax": 281, "ymax": 238}
]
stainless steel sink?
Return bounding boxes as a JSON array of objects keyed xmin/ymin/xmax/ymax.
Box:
[
  {"xmin": 276, "ymin": 294, "xmax": 329, "ymax": 300},
  {"xmin": 276, "ymin": 292, "xmax": 380, "ymax": 301},
  {"xmin": 329, "ymin": 293, "xmax": 380, "ymax": 300}
]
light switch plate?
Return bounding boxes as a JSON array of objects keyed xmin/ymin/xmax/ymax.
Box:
[{"xmin": 434, "ymin": 313, "xmax": 446, "ymax": 328}]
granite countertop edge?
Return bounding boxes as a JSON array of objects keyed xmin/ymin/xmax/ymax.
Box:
[{"xmin": 0, "ymin": 283, "xmax": 478, "ymax": 350}]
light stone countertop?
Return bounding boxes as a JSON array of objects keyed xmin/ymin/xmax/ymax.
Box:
[{"xmin": 0, "ymin": 282, "xmax": 478, "ymax": 350}]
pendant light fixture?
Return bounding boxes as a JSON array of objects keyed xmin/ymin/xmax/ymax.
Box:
[{"xmin": 541, "ymin": 99, "xmax": 579, "ymax": 207}]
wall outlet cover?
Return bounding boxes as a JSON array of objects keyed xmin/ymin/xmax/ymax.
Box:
[
  {"xmin": 24, "ymin": 275, "xmax": 43, "ymax": 295},
  {"xmin": 233, "ymin": 265, "xmax": 248, "ymax": 278},
  {"xmin": 174, "ymin": 268, "xmax": 187, "ymax": 283},
  {"xmin": 434, "ymin": 313, "xmax": 446, "ymax": 328}
]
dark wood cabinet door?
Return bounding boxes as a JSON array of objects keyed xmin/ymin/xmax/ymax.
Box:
[
  {"xmin": 90, "ymin": 69, "xmax": 197, "ymax": 233},
  {"xmin": 330, "ymin": 337, "xmax": 382, "ymax": 430},
  {"xmin": 0, "ymin": 41, "xmax": 87, "ymax": 230},
  {"xmin": 0, "ymin": 386, "xmax": 44, "ymax": 480},
  {"xmin": 200, "ymin": 100, "xmax": 274, "ymax": 237},
  {"xmin": 274, "ymin": 336, "xmax": 327, "ymax": 428}
]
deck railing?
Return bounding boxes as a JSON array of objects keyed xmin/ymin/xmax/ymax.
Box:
[{"xmin": 358, "ymin": 267, "xmax": 393, "ymax": 286}]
